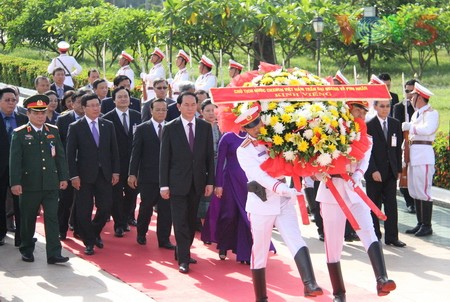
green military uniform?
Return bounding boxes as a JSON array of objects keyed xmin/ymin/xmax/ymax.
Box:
[{"xmin": 9, "ymin": 95, "xmax": 69, "ymax": 262}]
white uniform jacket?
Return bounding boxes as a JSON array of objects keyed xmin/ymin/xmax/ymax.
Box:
[
  {"xmin": 170, "ymin": 68, "xmax": 189, "ymax": 94},
  {"xmin": 47, "ymin": 54, "xmax": 82, "ymax": 87},
  {"xmin": 408, "ymin": 104, "xmax": 439, "ymax": 166},
  {"xmin": 116, "ymin": 65, "xmax": 135, "ymax": 90},
  {"xmin": 195, "ymin": 72, "xmax": 217, "ymax": 93},
  {"xmin": 236, "ymin": 136, "xmax": 292, "ymax": 216},
  {"xmin": 316, "ymin": 136, "xmax": 373, "ymax": 205}
]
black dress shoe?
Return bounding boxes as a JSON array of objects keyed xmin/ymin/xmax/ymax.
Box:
[
  {"xmin": 189, "ymin": 257, "xmax": 197, "ymax": 264},
  {"xmin": 159, "ymin": 242, "xmax": 176, "ymax": 250},
  {"xmin": 95, "ymin": 237, "xmax": 104, "ymax": 249},
  {"xmin": 128, "ymin": 219, "xmax": 137, "ymax": 227},
  {"xmin": 385, "ymin": 240, "xmax": 406, "ymax": 247},
  {"xmin": 406, "ymin": 206, "xmax": 416, "ymax": 214},
  {"xmin": 22, "ymin": 253, "xmax": 34, "ymax": 262},
  {"xmin": 415, "ymin": 225, "xmax": 433, "ymax": 237},
  {"xmin": 179, "ymin": 263, "xmax": 189, "ymax": 274},
  {"xmin": 47, "ymin": 255, "xmax": 69, "ymax": 264},
  {"xmin": 114, "ymin": 228, "xmax": 124, "ymax": 238},
  {"xmin": 219, "ymin": 250, "xmax": 227, "ymax": 260},
  {"xmin": 137, "ymin": 235, "xmax": 147, "ymax": 245},
  {"xmin": 0, "ymin": 237, "xmax": 5, "ymax": 246},
  {"xmin": 85, "ymin": 245, "xmax": 94, "ymax": 255},
  {"xmin": 124, "ymin": 224, "xmax": 131, "ymax": 232},
  {"xmin": 59, "ymin": 232, "xmax": 67, "ymax": 241},
  {"xmin": 406, "ymin": 223, "xmax": 422, "ymax": 234}
]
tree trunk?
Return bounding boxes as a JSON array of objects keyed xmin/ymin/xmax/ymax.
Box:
[{"xmin": 252, "ymin": 30, "xmax": 276, "ymax": 69}]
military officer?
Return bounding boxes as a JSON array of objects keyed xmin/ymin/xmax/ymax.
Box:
[
  {"xmin": 9, "ymin": 95, "xmax": 70, "ymax": 264},
  {"xmin": 141, "ymin": 47, "xmax": 166, "ymax": 101},
  {"xmin": 402, "ymin": 83, "xmax": 439, "ymax": 237},
  {"xmin": 47, "ymin": 41, "xmax": 82, "ymax": 87},
  {"xmin": 235, "ymin": 106, "xmax": 323, "ymax": 301},
  {"xmin": 228, "ymin": 59, "xmax": 243, "ymax": 79},
  {"xmin": 195, "ymin": 55, "xmax": 217, "ymax": 93},
  {"xmin": 116, "ymin": 51, "xmax": 135, "ymax": 90},
  {"xmin": 169, "ymin": 50, "xmax": 190, "ymax": 96}
]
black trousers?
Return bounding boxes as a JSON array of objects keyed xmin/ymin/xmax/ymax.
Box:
[
  {"xmin": 0, "ymin": 168, "xmax": 21, "ymax": 242},
  {"xmin": 137, "ymin": 182, "xmax": 172, "ymax": 244},
  {"xmin": 58, "ymin": 181, "xmax": 76, "ymax": 234},
  {"xmin": 75, "ymin": 169, "xmax": 112, "ymax": 246},
  {"xmin": 170, "ymin": 186, "xmax": 200, "ymax": 264},
  {"xmin": 111, "ymin": 173, "xmax": 138, "ymax": 230}
]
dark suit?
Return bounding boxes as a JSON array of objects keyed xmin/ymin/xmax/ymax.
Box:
[
  {"xmin": 66, "ymin": 117, "xmax": 120, "ymax": 247},
  {"xmin": 1, "ymin": 112, "xmax": 28, "ymax": 243},
  {"xmin": 160, "ymin": 117, "xmax": 215, "ymax": 264},
  {"xmin": 55, "ymin": 111, "xmax": 81, "ymax": 236},
  {"xmin": 141, "ymin": 98, "xmax": 175, "ymax": 122},
  {"xmin": 389, "ymin": 92, "xmax": 399, "ymax": 117},
  {"xmin": 103, "ymin": 109, "xmax": 141, "ymax": 230},
  {"xmin": 129, "ymin": 121, "xmax": 172, "ymax": 244},
  {"xmin": 100, "ymin": 97, "xmax": 141, "ymax": 114},
  {"xmin": 166, "ymin": 102, "xmax": 180, "ymax": 122},
  {"xmin": 50, "ymin": 83, "xmax": 74, "ymax": 113},
  {"xmin": 364, "ymin": 116, "xmax": 403, "ymax": 242}
]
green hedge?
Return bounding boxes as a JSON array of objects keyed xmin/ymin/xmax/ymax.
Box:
[{"xmin": 434, "ymin": 131, "xmax": 450, "ymax": 190}]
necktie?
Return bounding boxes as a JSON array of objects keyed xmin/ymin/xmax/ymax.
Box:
[
  {"xmin": 91, "ymin": 121, "xmax": 99, "ymax": 147},
  {"xmin": 158, "ymin": 123, "xmax": 162, "ymax": 139},
  {"xmin": 122, "ymin": 112, "xmax": 128, "ymax": 134},
  {"xmin": 188, "ymin": 122, "xmax": 194, "ymax": 152},
  {"xmin": 4, "ymin": 116, "xmax": 13, "ymax": 142},
  {"xmin": 57, "ymin": 87, "xmax": 64, "ymax": 99},
  {"xmin": 383, "ymin": 120, "xmax": 388, "ymax": 141}
]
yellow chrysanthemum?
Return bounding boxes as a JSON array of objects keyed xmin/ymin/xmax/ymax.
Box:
[
  {"xmin": 311, "ymin": 135, "xmax": 319, "ymax": 145},
  {"xmin": 354, "ymin": 122, "xmax": 360, "ymax": 132},
  {"xmin": 269, "ymin": 115, "xmax": 279, "ymax": 126},
  {"xmin": 340, "ymin": 134, "xmax": 346, "ymax": 144},
  {"xmin": 296, "ymin": 117, "xmax": 307, "ymax": 128},
  {"xmin": 268, "ymin": 102, "xmax": 278, "ymax": 110},
  {"xmin": 331, "ymin": 120, "xmax": 339, "ymax": 128},
  {"xmin": 273, "ymin": 135, "xmax": 284, "ymax": 145},
  {"xmin": 321, "ymin": 133, "xmax": 328, "ymax": 141},
  {"xmin": 275, "ymin": 76, "xmax": 287, "ymax": 84},
  {"xmin": 284, "ymin": 105, "xmax": 295, "ymax": 113},
  {"xmin": 280, "ymin": 72, "xmax": 290, "ymax": 77},
  {"xmin": 328, "ymin": 144, "xmax": 337, "ymax": 152},
  {"xmin": 322, "ymin": 116, "xmax": 331, "ymax": 125},
  {"xmin": 328, "ymin": 101, "xmax": 338, "ymax": 107},
  {"xmin": 297, "ymin": 140, "xmax": 309, "ymax": 152},
  {"xmin": 284, "ymin": 132, "xmax": 293, "ymax": 142},
  {"xmin": 313, "ymin": 126, "xmax": 322, "ymax": 135},
  {"xmin": 281, "ymin": 113, "xmax": 291, "ymax": 123},
  {"xmin": 310, "ymin": 103, "xmax": 322, "ymax": 113},
  {"xmin": 260, "ymin": 127, "xmax": 268, "ymax": 135},
  {"xmin": 342, "ymin": 114, "xmax": 349, "ymax": 121},
  {"xmin": 289, "ymin": 79, "xmax": 301, "ymax": 86},
  {"xmin": 330, "ymin": 109, "xmax": 339, "ymax": 117},
  {"xmin": 260, "ymin": 77, "xmax": 274, "ymax": 85}
]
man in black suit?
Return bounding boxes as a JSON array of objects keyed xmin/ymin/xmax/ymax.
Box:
[
  {"xmin": 393, "ymin": 79, "xmax": 418, "ymax": 213},
  {"xmin": 103, "ymin": 87, "xmax": 141, "ymax": 237},
  {"xmin": 55, "ymin": 90, "xmax": 88, "ymax": 240},
  {"xmin": 0, "ymin": 88, "xmax": 28, "ymax": 246},
  {"xmin": 128, "ymin": 98, "xmax": 174, "ymax": 249},
  {"xmin": 365, "ymin": 100, "xmax": 406, "ymax": 247},
  {"xmin": 50, "ymin": 68, "xmax": 74, "ymax": 113},
  {"xmin": 100, "ymin": 75, "xmax": 141, "ymax": 114},
  {"xmin": 66, "ymin": 93, "xmax": 120, "ymax": 255},
  {"xmin": 141, "ymin": 78, "xmax": 175, "ymax": 122},
  {"xmin": 160, "ymin": 92, "xmax": 215, "ymax": 274},
  {"xmin": 166, "ymin": 81, "xmax": 195, "ymax": 122},
  {"xmin": 378, "ymin": 73, "xmax": 399, "ymax": 117}
]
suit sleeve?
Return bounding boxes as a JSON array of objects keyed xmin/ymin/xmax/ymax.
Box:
[
  {"xmin": 364, "ymin": 122, "xmax": 377, "ymax": 179},
  {"xmin": 66, "ymin": 123, "xmax": 79, "ymax": 178},
  {"xmin": 159, "ymin": 124, "xmax": 171, "ymax": 188},
  {"xmin": 9, "ymin": 131, "xmax": 23, "ymax": 186},
  {"xmin": 54, "ymin": 129, "xmax": 69, "ymax": 181},
  {"xmin": 129, "ymin": 125, "xmax": 143, "ymax": 176},
  {"xmin": 141, "ymin": 102, "xmax": 150, "ymax": 122}
]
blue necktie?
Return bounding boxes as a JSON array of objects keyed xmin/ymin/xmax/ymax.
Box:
[
  {"xmin": 91, "ymin": 121, "xmax": 99, "ymax": 147},
  {"xmin": 4, "ymin": 116, "xmax": 13, "ymax": 142}
]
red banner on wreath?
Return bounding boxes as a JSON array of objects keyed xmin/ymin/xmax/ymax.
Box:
[{"xmin": 210, "ymin": 84, "xmax": 390, "ymax": 104}]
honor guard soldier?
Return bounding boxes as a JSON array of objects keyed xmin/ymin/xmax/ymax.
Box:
[
  {"xmin": 169, "ymin": 50, "xmax": 190, "ymax": 96},
  {"xmin": 9, "ymin": 95, "xmax": 70, "ymax": 264},
  {"xmin": 195, "ymin": 55, "xmax": 217, "ymax": 93},
  {"xmin": 47, "ymin": 41, "xmax": 82, "ymax": 88},
  {"xmin": 116, "ymin": 51, "xmax": 135, "ymax": 90},
  {"xmin": 236, "ymin": 106, "xmax": 323, "ymax": 301},
  {"xmin": 333, "ymin": 70, "xmax": 350, "ymax": 85},
  {"xmin": 141, "ymin": 47, "xmax": 166, "ymax": 101},
  {"xmin": 402, "ymin": 83, "xmax": 439, "ymax": 237},
  {"xmin": 228, "ymin": 59, "xmax": 243, "ymax": 79}
]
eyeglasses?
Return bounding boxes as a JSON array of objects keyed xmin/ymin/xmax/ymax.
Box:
[
  {"xmin": 378, "ymin": 105, "xmax": 391, "ymax": 108},
  {"xmin": 84, "ymin": 104, "xmax": 100, "ymax": 108},
  {"xmin": 1, "ymin": 98, "xmax": 17, "ymax": 103},
  {"xmin": 405, "ymin": 90, "xmax": 413, "ymax": 93},
  {"xmin": 155, "ymin": 86, "xmax": 168, "ymax": 90}
]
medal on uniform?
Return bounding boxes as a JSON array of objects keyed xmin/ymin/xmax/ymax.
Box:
[{"xmin": 50, "ymin": 142, "xmax": 56, "ymax": 157}]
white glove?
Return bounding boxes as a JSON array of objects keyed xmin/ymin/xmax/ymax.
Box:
[
  {"xmin": 281, "ymin": 188, "xmax": 300, "ymax": 199},
  {"xmin": 402, "ymin": 122, "xmax": 411, "ymax": 131},
  {"xmin": 352, "ymin": 171, "xmax": 362, "ymax": 184},
  {"xmin": 140, "ymin": 72, "xmax": 146, "ymax": 79},
  {"xmin": 402, "ymin": 161, "xmax": 407, "ymax": 168}
]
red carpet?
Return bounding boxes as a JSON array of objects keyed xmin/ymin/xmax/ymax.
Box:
[{"xmin": 36, "ymin": 206, "xmax": 390, "ymax": 301}]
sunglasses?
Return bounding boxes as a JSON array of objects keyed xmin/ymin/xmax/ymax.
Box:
[
  {"xmin": 155, "ymin": 86, "xmax": 168, "ymax": 90},
  {"xmin": 378, "ymin": 105, "xmax": 391, "ymax": 108},
  {"xmin": 405, "ymin": 89, "xmax": 413, "ymax": 93}
]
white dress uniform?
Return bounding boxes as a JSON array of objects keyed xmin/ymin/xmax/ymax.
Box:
[
  {"xmin": 236, "ymin": 135, "xmax": 306, "ymax": 269},
  {"xmin": 47, "ymin": 54, "xmax": 82, "ymax": 87},
  {"xmin": 316, "ymin": 137, "xmax": 378, "ymax": 263},
  {"xmin": 407, "ymin": 104, "xmax": 439, "ymax": 201},
  {"xmin": 142, "ymin": 63, "xmax": 165, "ymax": 101},
  {"xmin": 171, "ymin": 68, "xmax": 189, "ymax": 95},
  {"xmin": 195, "ymin": 72, "xmax": 217, "ymax": 93},
  {"xmin": 116, "ymin": 65, "xmax": 135, "ymax": 90}
]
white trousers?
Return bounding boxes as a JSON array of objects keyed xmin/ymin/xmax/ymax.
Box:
[
  {"xmin": 321, "ymin": 201, "xmax": 378, "ymax": 263},
  {"xmin": 408, "ymin": 164, "xmax": 435, "ymax": 201},
  {"xmin": 248, "ymin": 199, "xmax": 306, "ymax": 269}
]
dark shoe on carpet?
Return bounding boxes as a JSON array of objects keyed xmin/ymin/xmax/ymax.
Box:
[
  {"xmin": 189, "ymin": 257, "xmax": 197, "ymax": 264},
  {"xmin": 47, "ymin": 255, "xmax": 69, "ymax": 264},
  {"xmin": 59, "ymin": 232, "xmax": 67, "ymax": 241},
  {"xmin": 95, "ymin": 237, "xmax": 104, "ymax": 249},
  {"xmin": 406, "ymin": 206, "xmax": 416, "ymax": 214},
  {"xmin": 33, "ymin": 237, "xmax": 37, "ymax": 243},
  {"xmin": 240, "ymin": 260, "xmax": 251, "ymax": 265},
  {"xmin": 128, "ymin": 219, "xmax": 137, "ymax": 227},
  {"xmin": 385, "ymin": 240, "xmax": 406, "ymax": 247},
  {"xmin": 179, "ymin": 263, "xmax": 189, "ymax": 274},
  {"xmin": 159, "ymin": 242, "xmax": 176, "ymax": 250},
  {"xmin": 21, "ymin": 253, "xmax": 34, "ymax": 262},
  {"xmin": 0, "ymin": 237, "xmax": 5, "ymax": 246},
  {"xmin": 219, "ymin": 250, "xmax": 227, "ymax": 260},
  {"xmin": 415, "ymin": 225, "xmax": 433, "ymax": 237},
  {"xmin": 137, "ymin": 236, "xmax": 147, "ymax": 245},
  {"xmin": 114, "ymin": 228, "xmax": 124, "ymax": 238},
  {"xmin": 124, "ymin": 225, "xmax": 131, "ymax": 232},
  {"xmin": 85, "ymin": 245, "xmax": 94, "ymax": 255}
]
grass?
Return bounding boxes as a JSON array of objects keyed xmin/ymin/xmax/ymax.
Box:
[{"xmin": 6, "ymin": 47, "xmax": 450, "ymax": 134}]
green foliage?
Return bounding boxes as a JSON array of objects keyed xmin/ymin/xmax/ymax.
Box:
[
  {"xmin": 0, "ymin": 54, "xmax": 48, "ymax": 87},
  {"xmin": 433, "ymin": 131, "xmax": 450, "ymax": 189}
]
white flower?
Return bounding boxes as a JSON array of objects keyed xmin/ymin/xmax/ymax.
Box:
[
  {"xmin": 332, "ymin": 150, "xmax": 341, "ymax": 159},
  {"xmin": 275, "ymin": 106, "xmax": 285, "ymax": 115},
  {"xmin": 260, "ymin": 114, "xmax": 271, "ymax": 125},
  {"xmin": 309, "ymin": 119, "xmax": 320, "ymax": 128},
  {"xmin": 316, "ymin": 153, "xmax": 332, "ymax": 166},
  {"xmin": 273, "ymin": 122, "xmax": 285, "ymax": 134},
  {"xmin": 260, "ymin": 101, "xmax": 270, "ymax": 112},
  {"xmin": 283, "ymin": 150, "xmax": 296, "ymax": 161},
  {"xmin": 303, "ymin": 129, "xmax": 314, "ymax": 140}
]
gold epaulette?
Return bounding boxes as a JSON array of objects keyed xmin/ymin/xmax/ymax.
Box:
[
  {"xmin": 45, "ymin": 123, "xmax": 58, "ymax": 129},
  {"xmin": 13, "ymin": 124, "xmax": 28, "ymax": 132},
  {"xmin": 240, "ymin": 137, "xmax": 252, "ymax": 148}
]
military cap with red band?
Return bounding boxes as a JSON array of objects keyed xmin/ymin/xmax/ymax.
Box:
[
  {"xmin": 23, "ymin": 95, "xmax": 49, "ymax": 111},
  {"xmin": 234, "ymin": 106, "xmax": 261, "ymax": 128},
  {"xmin": 412, "ymin": 82, "xmax": 433, "ymax": 100}
]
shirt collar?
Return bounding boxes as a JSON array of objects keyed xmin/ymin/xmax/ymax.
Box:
[
  {"xmin": 180, "ymin": 116, "xmax": 195, "ymax": 127},
  {"xmin": 115, "ymin": 107, "xmax": 129, "ymax": 117}
]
